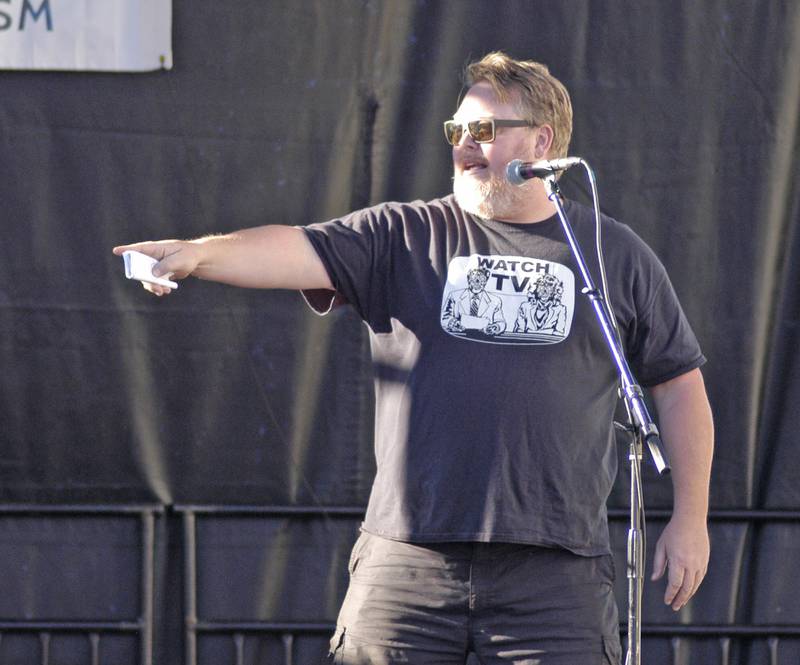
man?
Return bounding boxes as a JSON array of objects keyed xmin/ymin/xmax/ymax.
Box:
[
  {"xmin": 114, "ymin": 52, "xmax": 713, "ymax": 664},
  {"xmin": 442, "ymin": 266, "xmax": 507, "ymax": 336}
]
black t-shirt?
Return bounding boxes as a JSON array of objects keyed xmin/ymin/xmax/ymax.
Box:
[{"xmin": 303, "ymin": 195, "xmax": 705, "ymax": 555}]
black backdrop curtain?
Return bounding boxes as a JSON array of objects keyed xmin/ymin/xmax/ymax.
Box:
[{"xmin": 1, "ymin": 1, "xmax": 799, "ymax": 663}]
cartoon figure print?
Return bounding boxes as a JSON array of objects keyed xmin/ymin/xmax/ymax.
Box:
[
  {"xmin": 514, "ymin": 273, "xmax": 567, "ymax": 336},
  {"xmin": 440, "ymin": 254, "xmax": 575, "ymax": 345},
  {"xmin": 441, "ymin": 266, "xmax": 507, "ymax": 336}
]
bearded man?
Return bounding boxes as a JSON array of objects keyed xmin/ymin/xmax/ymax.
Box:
[{"xmin": 115, "ymin": 51, "xmax": 713, "ymax": 665}]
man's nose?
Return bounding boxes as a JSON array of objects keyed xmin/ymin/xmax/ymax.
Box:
[
  {"xmin": 455, "ymin": 126, "xmax": 479, "ymax": 148},
  {"xmin": 460, "ymin": 131, "xmax": 479, "ymax": 147}
]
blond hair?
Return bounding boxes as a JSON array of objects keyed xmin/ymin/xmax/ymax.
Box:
[{"xmin": 464, "ymin": 51, "xmax": 573, "ymax": 159}]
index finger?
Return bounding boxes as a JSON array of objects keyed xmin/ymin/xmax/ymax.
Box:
[
  {"xmin": 112, "ymin": 241, "xmax": 173, "ymax": 259},
  {"xmin": 678, "ymin": 568, "xmax": 706, "ymax": 609},
  {"xmin": 113, "ymin": 242, "xmax": 148, "ymax": 257},
  {"xmin": 664, "ymin": 563, "xmax": 685, "ymax": 607}
]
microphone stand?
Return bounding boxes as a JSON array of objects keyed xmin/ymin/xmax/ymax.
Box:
[{"xmin": 539, "ymin": 171, "xmax": 670, "ymax": 665}]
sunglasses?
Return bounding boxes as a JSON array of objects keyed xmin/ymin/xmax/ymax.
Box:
[{"xmin": 443, "ymin": 118, "xmax": 532, "ymax": 145}]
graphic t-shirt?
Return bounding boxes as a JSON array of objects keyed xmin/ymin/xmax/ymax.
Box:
[{"xmin": 303, "ymin": 195, "xmax": 705, "ymax": 555}]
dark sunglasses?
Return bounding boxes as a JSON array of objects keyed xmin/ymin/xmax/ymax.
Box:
[{"xmin": 443, "ymin": 118, "xmax": 532, "ymax": 145}]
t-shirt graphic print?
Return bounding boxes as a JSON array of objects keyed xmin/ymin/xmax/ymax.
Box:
[{"xmin": 440, "ymin": 254, "xmax": 575, "ymax": 345}]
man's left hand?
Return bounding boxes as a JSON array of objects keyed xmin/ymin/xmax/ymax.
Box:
[{"xmin": 650, "ymin": 515, "xmax": 709, "ymax": 611}]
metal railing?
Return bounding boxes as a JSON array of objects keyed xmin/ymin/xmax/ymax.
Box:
[
  {"xmin": 0, "ymin": 504, "xmax": 161, "ymax": 665},
  {"xmin": 175, "ymin": 505, "xmax": 362, "ymax": 665},
  {"xmin": 176, "ymin": 505, "xmax": 800, "ymax": 665},
  {"xmin": 2, "ymin": 504, "xmax": 797, "ymax": 664}
]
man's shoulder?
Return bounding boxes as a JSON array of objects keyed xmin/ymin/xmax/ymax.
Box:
[
  {"xmin": 564, "ymin": 198, "xmax": 619, "ymax": 230},
  {"xmin": 371, "ymin": 194, "xmax": 460, "ymax": 219},
  {"xmin": 563, "ymin": 198, "xmax": 663, "ymax": 270},
  {"xmin": 334, "ymin": 195, "xmax": 459, "ymax": 233}
]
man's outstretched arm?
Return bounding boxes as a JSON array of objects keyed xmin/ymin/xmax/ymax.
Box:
[
  {"xmin": 113, "ymin": 225, "xmax": 333, "ymax": 294},
  {"xmin": 649, "ymin": 367, "xmax": 714, "ymax": 611}
]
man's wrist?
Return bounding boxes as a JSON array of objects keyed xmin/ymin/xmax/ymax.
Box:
[{"xmin": 669, "ymin": 507, "xmax": 708, "ymax": 527}]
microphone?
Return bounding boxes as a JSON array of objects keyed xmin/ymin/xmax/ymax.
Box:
[{"xmin": 506, "ymin": 157, "xmax": 582, "ymax": 185}]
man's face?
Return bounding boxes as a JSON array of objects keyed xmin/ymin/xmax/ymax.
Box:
[
  {"xmin": 452, "ymin": 81, "xmax": 540, "ymax": 221},
  {"xmin": 467, "ymin": 270, "xmax": 488, "ymax": 293}
]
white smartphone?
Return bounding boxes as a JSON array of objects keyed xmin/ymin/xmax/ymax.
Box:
[{"xmin": 122, "ymin": 250, "xmax": 179, "ymax": 289}]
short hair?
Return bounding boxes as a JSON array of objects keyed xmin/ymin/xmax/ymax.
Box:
[
  {"xmin": 467, "ymin": 267, "xmax": 490, "ymax": 281},
  {"xmin": 464, "ymin": 51, "xmax": 573, "ymax": 159}
]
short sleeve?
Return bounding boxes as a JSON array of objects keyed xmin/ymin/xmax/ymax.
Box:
[
  {"xmin": 619, "ymin": 233, "xmax": 706, "ymax": 386},
  {"xmin": 301, "ymin": 205, "xmax": 395, "ymax": 330}
]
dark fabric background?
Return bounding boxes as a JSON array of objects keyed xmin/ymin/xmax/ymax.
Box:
[{"xmin": 1, "ymin": 1, "xmax": 798, "ymax": 663}]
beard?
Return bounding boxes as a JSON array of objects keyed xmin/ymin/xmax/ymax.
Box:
[{"xmin": 453, "ymin": 171, "xmax": 530, "ymax": 220}]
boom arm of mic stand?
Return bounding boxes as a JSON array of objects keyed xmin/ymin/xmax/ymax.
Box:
[{"xmin": 541, "ymin": 174, "xmax": 670, "ymax": 475}]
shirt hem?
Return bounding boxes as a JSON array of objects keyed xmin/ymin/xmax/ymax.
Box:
[{"xmin": 360, "ymin": 524, "xmax": 611, "ymax": 557}]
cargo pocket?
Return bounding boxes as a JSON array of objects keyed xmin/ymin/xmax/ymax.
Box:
[
  {"xmin": 327, "ymin": 625, "xmax": 346, "ymax": 663},
  {"xmin": 348, "ymin": 532, "xmax": 368, "ymax": 576},
  {"xmin": 603, "ymin": 634, "xmax": 622, "ymax": 665}
]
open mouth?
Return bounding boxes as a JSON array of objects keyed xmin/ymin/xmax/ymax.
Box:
[{"xmin": 462, "ymin": 160, "xmax": 488, "ymax": 174}]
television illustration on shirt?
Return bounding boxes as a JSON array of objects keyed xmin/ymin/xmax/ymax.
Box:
[{"xmin": 441, "ymin": 254, "xmax": 575, "ymax": 345}]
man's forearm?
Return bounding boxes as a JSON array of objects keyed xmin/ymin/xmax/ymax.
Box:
[{"xmin": 190, "ymin": 225, "xmax": 332, "ymax": 290}]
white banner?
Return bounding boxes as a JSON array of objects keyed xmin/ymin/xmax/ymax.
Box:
[{"xmin": 0, "ymin": 0, "xmax": 172, "ymax": 71}]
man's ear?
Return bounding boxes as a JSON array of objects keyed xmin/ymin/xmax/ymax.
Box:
[{"xmin": 533, "ymin": 125, "xmax": 554, "ymax": 160}]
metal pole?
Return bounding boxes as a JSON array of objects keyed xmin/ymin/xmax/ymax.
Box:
[
  {"xmin": 141, "ymin": 510, "xmax": 155, "ymax": 665},
  {"xmin": 540, "ymin": 173, "xmax": 661, "ymax": 665},
  {"xmin": 541, "ymin": 174, "xmax": 668, "ymax": 474},
  {"xmin": 626, "ymin": 434, "xmax": 644, "ymax": 665},
  {"xmin": 183, "ymin": 511, "xmax": 198, "ymax": 665}
]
